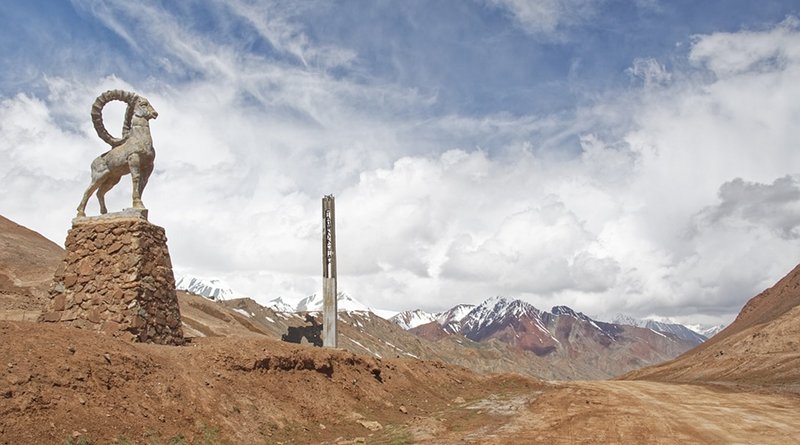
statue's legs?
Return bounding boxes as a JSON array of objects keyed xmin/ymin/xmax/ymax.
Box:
[
  {"xmin": 77, "ymin": 180, "xmax": 101, "ymax": 217},
  {"xmin": 95, "ymin": 175, "xmax": 121, "ymax": 214},
  {"xmin": 78, "ymin": 158, "xmax": 112, "ymax": 217},
  {"xmin": 128, "ymin": 154, "xmax": 145, "ymax": 209},
  {"xmin": 138, "ymin": 162, "xmax": 153, "ymax": 199}
]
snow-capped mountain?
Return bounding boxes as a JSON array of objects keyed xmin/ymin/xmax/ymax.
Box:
[
  {"xmin": 460, "ymin": 296, "xmax": 548, "ymax": 339},
  {"xmin": 612, "ymin": 314, "xmax": 708, "ymax": 345},
  {"xmin": 265, "ymin": 296, "xmax": 297, "ymax": 313},
  {"xmin": 261, "ymin": 293, "xmax": 396, "ymax": 318},
  {"xmin": 612, "ymin": 314, "xmax": 640, "ymax": 327},
  {"xmin": 397, "ymin": 296, "xmax": 699, "ymax": 374},
  {"xmin": 697, "ymin": 324, "xmax": 726, "ymax": 338},
  {"xmin": 455, "ymin": 298, "xmax": 625, "ymax": 357},
  {"xmin": 643, "ymin": 320, "xmax": 707, "ymax": 344},
  {"xmin": 295, "ymin": 292, "xmax": 372, "ymax": 313},
  {"xmin": 390, "ymin": 304, "xmax": 476, "ymax": 332},
  {"xmin": 175, "ymin": 275, "xmax": 393, "ymax": 317},
  {"xmin": 436, "ymin": 304, "xmax": 475, "ymax": 333},
  {"xmin": 390, "ymin": 309, "xmax": 438, "ymax": 330},
  {"xmin": 436, "ymin": 304, "xmax": 475, "ymax": 325},
  {"xmin": 176, "ymin": 276, "xmax": 239, "ymax": 301}
]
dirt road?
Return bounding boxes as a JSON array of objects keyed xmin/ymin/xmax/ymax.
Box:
[{"xmin": 383, "ymin": 380, "xmax": 800, "ymax": 444}]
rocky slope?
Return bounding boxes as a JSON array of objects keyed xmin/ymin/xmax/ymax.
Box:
[
  {"xmin": 0, "ymin": 215, "xmax": 63, "ymax": 314},
  {"xmin": 625, "ymin": 263, "xmax": 800, "ymax": 386}
]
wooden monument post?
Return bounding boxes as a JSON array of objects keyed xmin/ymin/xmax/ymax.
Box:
[{"xmin": 322, "ymin": 195, "xmax": 337, "ymax": 347}]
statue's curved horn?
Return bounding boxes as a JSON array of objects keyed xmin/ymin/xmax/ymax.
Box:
[{"xmin": 91, "ymin": 89, "xmax": 139, "ymax": 147}]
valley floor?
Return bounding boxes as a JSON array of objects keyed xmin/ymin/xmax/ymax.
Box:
[
  {"xmin": 386, "ymin": 380, "xmax": 800, "ymax": 444},
  {"xmin": 2, "ymin": 320, "xmax": 799, "ymax": 444}
]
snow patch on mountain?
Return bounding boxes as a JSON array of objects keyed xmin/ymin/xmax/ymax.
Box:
[{"xmin": 231, "ymin": 308, "xmax": 253, "ymax": 318}]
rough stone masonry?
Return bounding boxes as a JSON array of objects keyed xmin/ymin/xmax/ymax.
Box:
[{"xmin": 40, "ymin": 210, "xmax": 184, "ymax": 345}]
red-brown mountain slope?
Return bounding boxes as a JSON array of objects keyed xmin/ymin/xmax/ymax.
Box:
[
  {"xmin": 411, "ymin": 298, "xmax": 699, "ymax": 379},
  {"xmin": 625, "ymin": 263, "xmax": 800, "ymax": 386}
]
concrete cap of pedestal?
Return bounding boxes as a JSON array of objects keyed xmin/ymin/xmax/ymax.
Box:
[{"xmin": 72, "ymin": 208, "xmax": 149, "ymax": 226}]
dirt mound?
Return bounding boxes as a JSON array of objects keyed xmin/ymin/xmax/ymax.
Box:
[
  {"xmin": 0, "ymin": 320, "xmax": 538, "ymax": 444},
  {"xmin": 625, "ymin": 263, "xmax": 800, "ymax": 387},
  {"xmin": 0, "ymin": 216, "xmax": 63, "ymax": 312}
]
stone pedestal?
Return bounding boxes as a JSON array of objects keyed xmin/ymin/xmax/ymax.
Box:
[{"xmin": 40, "ymin": 210, "xmax": 184, "ymax": 345}]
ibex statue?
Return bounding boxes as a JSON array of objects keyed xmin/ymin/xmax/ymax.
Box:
[{"xmin": 77, "ymin": 90, "xmax": 159, "ymax": 217}]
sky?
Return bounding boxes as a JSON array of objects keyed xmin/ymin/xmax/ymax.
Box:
[{"xmin": 2, "ymin": 0, "xmax": 800, "ymax": 327}]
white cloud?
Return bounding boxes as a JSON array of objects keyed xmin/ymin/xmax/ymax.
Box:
[
  {"xmin": 487, "ymin": 0, "xmax": 598, "ymax": 36},
  {"xmin": 2, "ymin": 6, "xmax": 800, "ymax": 327},
  {"xmin": 689, "ymin": 16, "xmax": 800, "ymax": 77},
  {"xmin": 626, "ymin": 57, "xmax": 672, "ymax": 87}
]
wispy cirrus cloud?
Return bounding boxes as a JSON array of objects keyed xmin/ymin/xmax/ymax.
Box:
[{"xmin": 487, "ymin": 0, "xmax": 599, "ymax": 36}]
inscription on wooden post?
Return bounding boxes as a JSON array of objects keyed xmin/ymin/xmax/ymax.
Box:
[{"xmin": 322, "ymin": 195, "xmax": 337, "ymax": 347}]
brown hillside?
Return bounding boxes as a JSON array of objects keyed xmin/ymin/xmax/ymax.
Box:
[
  {"xmin": 0, "ymin": 215, "xmax": 63, "ymax": 313},
  {"xmin": 716, "ymin": 263, "xmax": 800, "ymax": 341},
  {"xmin": 624, "ymin": 263, "xmax": 800, "ymax": 387}
]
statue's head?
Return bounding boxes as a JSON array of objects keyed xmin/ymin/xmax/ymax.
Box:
[
  {"xmin": 92, "ymin": 90, "xmax": 159, "ymax": 146},
  {"xmin": 134, "ymin": 97, "xmax": 158, "ymax": 120}
]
